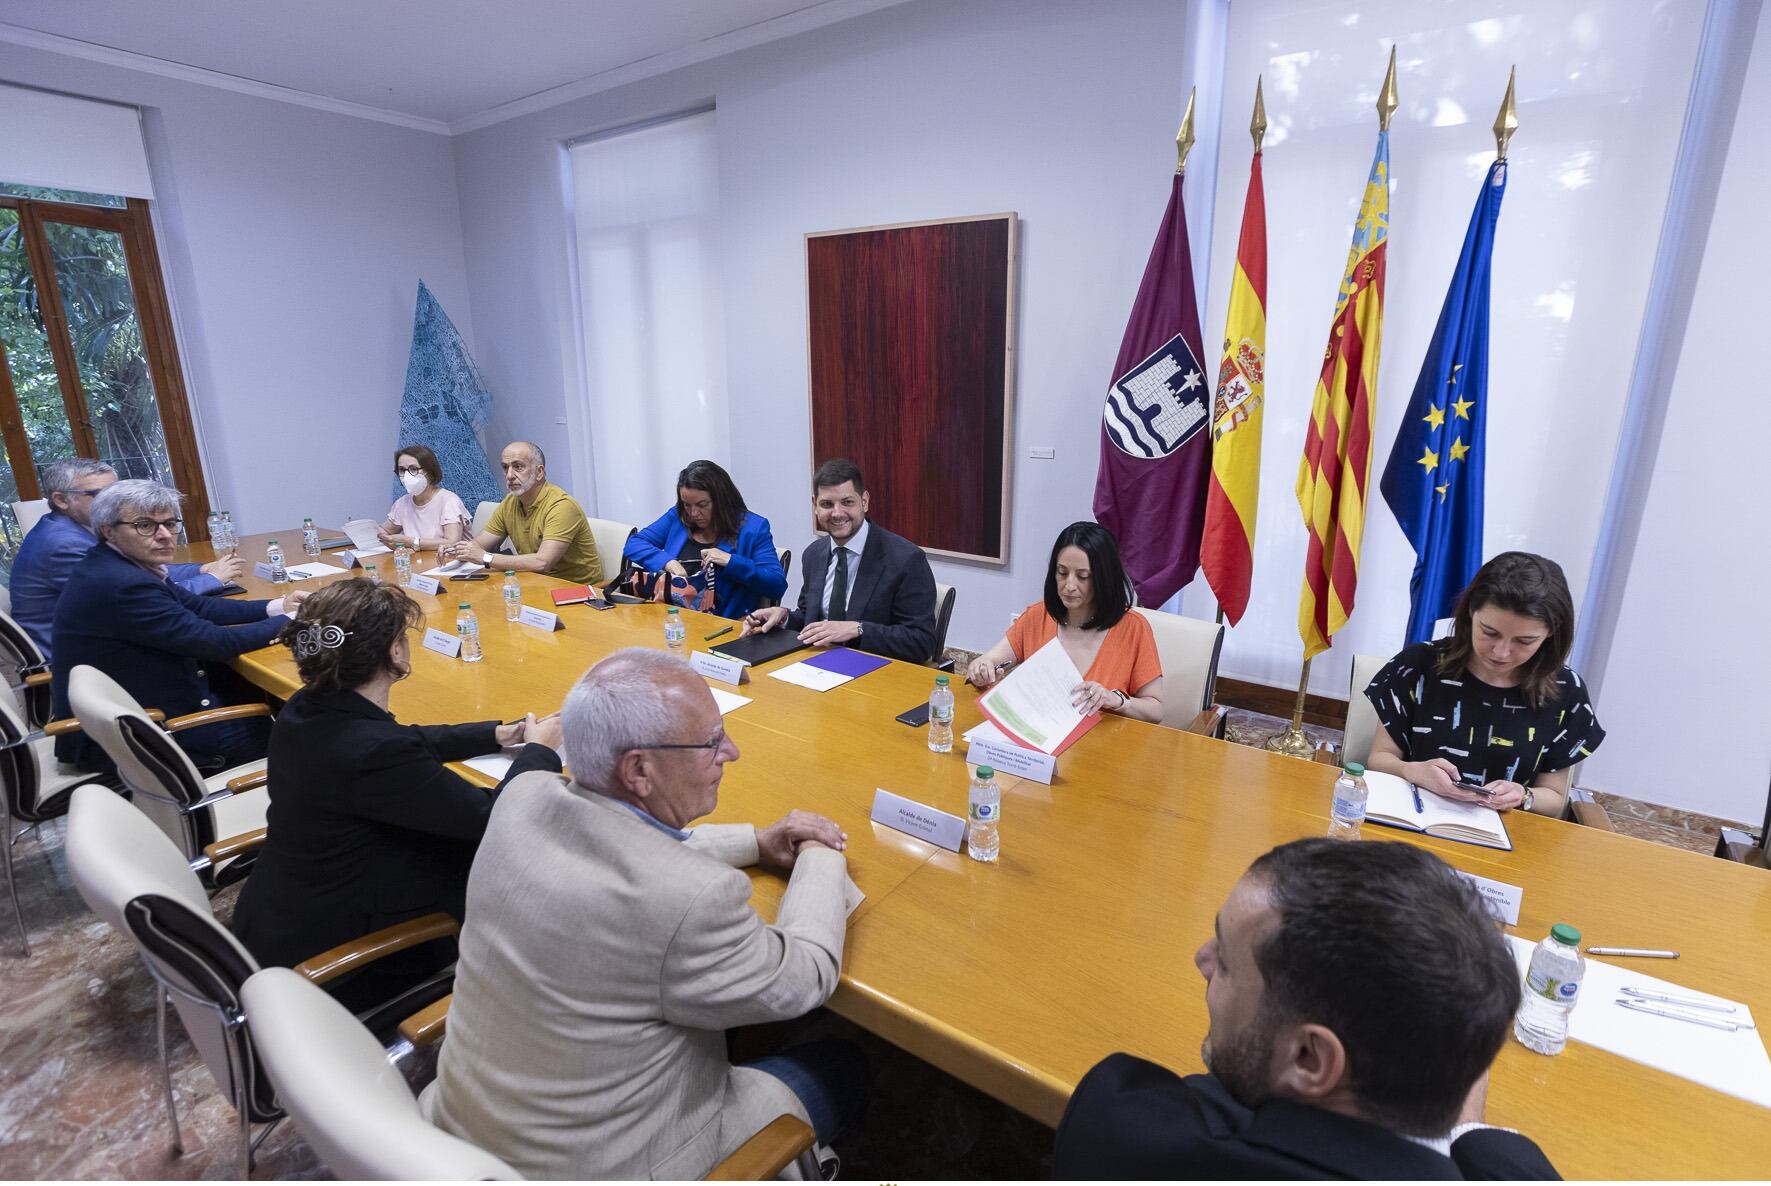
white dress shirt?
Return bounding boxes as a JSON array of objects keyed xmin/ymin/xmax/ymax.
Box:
[{"xmin": 820, "ymin": 519, "xmax": 870, "ymax": 617}]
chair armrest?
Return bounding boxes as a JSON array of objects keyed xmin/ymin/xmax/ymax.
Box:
[
  {"xmin": 397, "ymin": 993, "xmax": 453, "ymax": 1047},
  {"xmin": 1183, "ymin": 706, "xmax": 1227, "ymax": 737},
  {"xmin": 705, "ymin": 1115, "xmax": 816, "ymax": 1181},
  {"xmin": 1570, "ymin": 799, "xmax": 1615, "ymax": 832},
  {"xmin": 162, "ymin": 702, "xmax": 273, "ymax": 734},
  {"xmin": 203, "ymin": 827, "xmax": 266, "ymax": 865},
  {"xmin": 226, "ymin": 769, "xmax": 270, "ymax": 794},
  {"xmin": 21, "ymin": 671, "xmax": 50, "ymax": 688},
  {"xmin": 42, "ymin": 707, "xmax": 167, "ymax": 738},
  {"xmin": 1312, "ymin": 741, "xmax": 1342, "ymax": 766},
  {"xmin": 294, "ymin": 912, "xmax": 460, "ymax": 986}
]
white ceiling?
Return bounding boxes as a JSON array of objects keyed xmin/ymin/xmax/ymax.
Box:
[{"xmin": 0, "ymin": 0, "xmax": 910, "ymax": 132}]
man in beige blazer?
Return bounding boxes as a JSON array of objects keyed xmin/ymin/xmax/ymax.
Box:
[{"xmin": 423, "ymin": 648, "xmax": 864, "ymax": 1179}]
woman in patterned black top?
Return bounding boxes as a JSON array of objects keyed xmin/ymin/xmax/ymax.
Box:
[{"xmin": 1364, "ymin": 552, "xmax": 1605, "ymax": 818}]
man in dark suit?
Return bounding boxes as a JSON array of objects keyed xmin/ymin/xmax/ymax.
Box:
[
  {"xmin": 1054, "ymin": 838, "xmax": 1560, "ymax": 1180},
  {"xmin": 50, "ymin": 480, "xmax": 306, "ymax": 774},
  {"xmin": 740, "ymin": 459, "xmax": 937, "ymax": 663}
]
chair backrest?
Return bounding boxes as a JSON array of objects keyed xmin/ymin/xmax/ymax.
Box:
[
  {"xmin": 0, "ymin": 583, "xmax": 9, "ymax": 616},
  {"xmin": 66, "ymin": 783, "xmax": 272, "ymax": 1117},
  {"xmin": 0, "ymin": 693, "xmax": 49, "ymax": 821},
  {"xmin": 0, "ymin": 608, "xmax": 50, "ymax": 727},
  {"xmin": 1340, "ymin": 653, "xmax": 1390, "ymax": 766},
  {"xmin": 778, "ymin": 547, "xmax": 793, "ymax": 583},
  {"xmin": 1130, "ymin": 609, "xmax": 1224, "ymax": 728},
  {"xmin": 68, "ymin": 665, "xmax": 214, "ymax": 857},
  {"xmin": 242, "ymin": 967, "xmax": 520, "ymax": 1180},
  {"xmin": 584, "ymin": 517, "xmax": 634, "ymax": 581},
  {"xmin": 931, "ymin": 583, "xmax": 957, "ymax": 664},
  {"xmin": 12, "ymin": 498, "xmax": 49, "ymax": 539},
  {"xmin": 469, "ymin": 500, "xmax": 499, "ymax": 539}
]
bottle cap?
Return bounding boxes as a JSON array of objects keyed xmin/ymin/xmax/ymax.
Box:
[
  {"xmin": 976, "ymin": 766, "xmax": 995, "ymax": 779},
  {"xmin": 935, "ymin": 675, "xmax": 949, "ymax": 685},
  {"xmin": 1550, "ymin": 923, "xmax": 1582, "ymax": 946},
  {"xmin": 268, "ymin": 539, "xmax": 278, "ymax": 544},
  {"xmin": 667, "ymin": 607, "xmax": 679, "ymax": 614},
  {"xmin": 1343, "ymin": 762, "xmax": 1365, "ymax": 776},
  {"xmin": 458, "ymin": 602, "xmax": 471, "ymax": 610}
]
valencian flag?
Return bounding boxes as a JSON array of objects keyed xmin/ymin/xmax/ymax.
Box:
[
  {"xmin": 1380, "ymin": 160, "xmax": 1507, "ymax": 644},
  {"xmin": 1295, "ymin": 131, "xmax": 1391, "ymax": 659},
  {"xmin": 1199, "ymin": 150, "xmax": 1268, "ymax": 626},
  {"xmin": 1093, "ymin": 172, "xmax": 1212, "ymax": 607}
]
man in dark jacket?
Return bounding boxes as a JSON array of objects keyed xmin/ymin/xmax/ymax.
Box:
[{"xmin": 1054, "ymin": 838, "xmax": 1560, "ymax": 1180}]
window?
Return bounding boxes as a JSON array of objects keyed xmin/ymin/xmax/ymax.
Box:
[{"xmin": 0, "ymin": 184, "xmax": 211, "ymax": 576}]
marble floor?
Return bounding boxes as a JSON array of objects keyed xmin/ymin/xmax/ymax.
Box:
[{"xmin": 1, "ymin": 714, "xmax": 1755, "ymax": 1180}]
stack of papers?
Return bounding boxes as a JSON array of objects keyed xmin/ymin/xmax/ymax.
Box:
[
  {"xmin": 419, "ymin": 560, "xmax": 485, "ymax": 577},
  {"xmin": 341, "ymin": 518, "xmax": 391, "ymax": 557},
  {"xmin": 768, "ymin": 648, "xmax": 890, "ymax": 693},
  {"xmin": 977, "ymin": 638, "xmax": 1097, "ymax": 755},
  {"xmin": 284, "ymin": 561, "xmax": 349, "ymax": 581},
  {"xmin": 709, "ymin": 688, "xmax": 752, "ymax": 715}
]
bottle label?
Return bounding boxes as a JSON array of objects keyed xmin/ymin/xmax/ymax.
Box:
[
  {"xmin": 969, "ymin": 800, "xmax": 997, "ymax": 822},
  {"xmin": 1526, "ymin": 965, "xmax": 1580, "ymax": 1003},
  {"xmin": 931, "ymin": 703, "xmax": 954, "ymax": 723}
]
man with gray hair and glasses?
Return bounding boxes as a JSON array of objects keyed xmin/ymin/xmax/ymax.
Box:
[
  {"xmin": 9, "ymin": 458, "xmax": 243, "ymax": 658},
  {"xmin": 426, "ymin": 648, "xmax": 867, "ymax": 1180},
  {"xmin": 50, "ymin": 480, "xmax": 305, "ymax": 774}
]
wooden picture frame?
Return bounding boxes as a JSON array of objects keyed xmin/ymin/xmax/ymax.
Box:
[{"xmin": 805, "ymin": 212, "xmax": 1018, "ymax": 564}]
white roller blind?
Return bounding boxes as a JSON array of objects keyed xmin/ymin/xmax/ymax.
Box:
[{"xmin": 0, "ymin": 83, "xmax": 154, "ymax": 199}]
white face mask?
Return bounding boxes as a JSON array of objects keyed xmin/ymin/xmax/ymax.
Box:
[{"xmin": 399, "ymin": 471, "xmax": 429, "ymax": 496}]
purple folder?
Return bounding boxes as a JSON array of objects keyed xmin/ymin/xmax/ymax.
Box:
[{"xmin": 801, "ymin": 647, "xmax": 891, "ymax": 680}]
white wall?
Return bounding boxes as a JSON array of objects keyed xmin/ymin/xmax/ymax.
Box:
[
  {"xmin": 1580, "ymin": 7, "xmax": 1771, "ymax": 825},
  {"xmin": 0, "ymin": 43, "xmax": 474, "ymax": 535},
  {"xmin": 450, "ymin": 0, "xmax": 1193, "ymax": 649}
]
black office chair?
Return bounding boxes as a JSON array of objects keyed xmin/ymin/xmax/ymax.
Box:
[
  {"xmin": 1715, "ymin": 775, "xmax": 1769, "ymax": 868},
  {"xmin": 930, "ymin": 583, "xmax": 957, "ymax": 670},
  {"xmin": 0, "ymin": 608, "xmax": 53, "ymax": 729}
]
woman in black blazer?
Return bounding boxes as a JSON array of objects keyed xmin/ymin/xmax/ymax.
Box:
[{"xmin": 232, "ymin": 579, "xmax": 563, "ymax": 1010}]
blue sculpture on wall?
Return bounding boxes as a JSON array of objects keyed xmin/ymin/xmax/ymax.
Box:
[{"xmin": 394, "ymin": 281, "xmax": 501, "ymax": 510}]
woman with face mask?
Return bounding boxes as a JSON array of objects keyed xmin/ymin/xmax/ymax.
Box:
[
  {"xmin": 378, "ymin": 443, "xmax": 470, "ymax": 551},
  {"xmin": 230, "ymin": 580, "xmax": 563, "ymax": 1010}
]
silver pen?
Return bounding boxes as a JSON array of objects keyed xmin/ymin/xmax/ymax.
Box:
[
  {"xmin": 1620, "ymin": 986, "xmax": 1738, "ymax": 1014},
  {"xmin": 1586, "ymin": 947, "xmax": 1679, "ymax": 958},
  {"xmin": 1615, "ymin": 999, "xmax": 1754, "ymax": 1032}
]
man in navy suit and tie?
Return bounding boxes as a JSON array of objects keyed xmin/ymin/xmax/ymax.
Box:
[{"xmin": 741, "ymin": 459, "xmax": 936, "ymax": 664}]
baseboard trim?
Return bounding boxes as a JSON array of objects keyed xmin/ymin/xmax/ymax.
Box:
[{"xmin": 1216, "ymin": 676, "xmax": 1349, "ymax": 731}]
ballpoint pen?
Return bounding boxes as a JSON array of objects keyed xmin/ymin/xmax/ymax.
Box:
[
  {"xmin": 1412, "ymin": 784, "xmax": 1425, "ymax": 814},
  {"xmin": 1587, "ymin": 947, "xmax": 1679, "ymax": 959},
  {"xmin": 1620, "ymin": 986, "xmax": 1735, "ymax": 1013},
  {"xmin": 1615, "ymin": 999, "xmax": 1754, "ymax": 1031},
  {"xmin": 705, "ymin": 626, "xmax": 734, "ymax": 642}
]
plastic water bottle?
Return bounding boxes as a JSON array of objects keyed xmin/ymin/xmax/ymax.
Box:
[
  {"xmin": 206, "ymin": 510, "xmax": 221, "ymax": 546},
  {"xmin": 363, "ymin": 562, "xmax": 382, "ymax": 586},
  {"xmin": 217, "ymin": 511, "xmax": 237, "ymax": 554},
  {"xmin": 503, "ymin": 570, "xmax": 522, "ymax": 621},
  {"xmin": 457, "ymin": 602, "xmax": 483, "ymax": 663},
  {"xmin": 1327, "ymin": 762, "xmax": 1369, "ymax": 840},
  {"xmin": 301, "ymin": 517, "xmax": 321, "ymax": 557},
  {"xmin": 265, "ymin": 540, "xmax": 287, "ymax": 583},
  {"xmin": 664, "ymin": 607, "xmax": 685, "ymax": 650},
  {"xmin": 927, "ymin": 674, "xmax": 955, "ymax": 752},
  {"xmin": 1516, "ymin": 923, "xmax": 1584, "ymax": 1055},
  {"xmin": 393, "ymin": 544, "xmax": 412, "ymax": 586},
  {"xmin": 967, "ymin": 766, "xmax": 1000, "ymax": 862}
]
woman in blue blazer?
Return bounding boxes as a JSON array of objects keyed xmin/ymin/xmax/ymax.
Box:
[{"xmin": 624, "ymin": 460, "xmax": 787, "ymax": 620}]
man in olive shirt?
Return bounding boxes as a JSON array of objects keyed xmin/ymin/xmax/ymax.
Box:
[{"xmin": 442, "ymin": 442, "xmax": 603, "ymax": 583}]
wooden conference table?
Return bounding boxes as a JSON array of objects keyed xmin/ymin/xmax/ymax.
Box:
[{"xmin": 185, "ymin": 529, "xmax": 1771, "ymax": 1180}]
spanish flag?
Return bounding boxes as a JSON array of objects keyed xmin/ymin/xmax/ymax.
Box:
[
  {"xmin": 1295, "ymin": 131, "xmax": 1390, "ymax": 659},
  {"xmin": 1199, "ymin": 150, "xmax": 1267, "ymax": 626}
]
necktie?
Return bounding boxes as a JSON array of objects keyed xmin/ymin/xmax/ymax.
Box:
[{"xmin": 829, "ymin": 545, "xmax": 849, "ymax": 620}]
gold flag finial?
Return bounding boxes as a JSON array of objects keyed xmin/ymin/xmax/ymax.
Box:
[
  {"xmin": 1250, "ymin": 76, "xmax": 1268, "ymax": 153},
  {"xmin": 1175, "ymin": 87, "xmax": 1197, "ymax": 173},
  {"xmin": 1493, "ymin": 65, "xmax": 1518, "ymax": 160},
  {"xmin": 1377, "ymin": 45, "xmax": 1399, "ymax": 131}
]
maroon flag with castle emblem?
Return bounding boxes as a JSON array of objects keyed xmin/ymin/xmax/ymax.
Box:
[{"xmin": 1092, "ymin": 172, "xmax": 1212, "ymax": 606}]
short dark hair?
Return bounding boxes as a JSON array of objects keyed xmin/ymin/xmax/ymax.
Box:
[
  {"xmin": 675, "ymin": 460, "xmax": 748, "ymax": 544},
  {"xmin": 1245, "ymin": 839, "xmax": 1520, "ymax": 1136},
  {"xmin": 280, "ymin": 580, "xmax": 424, "ymax": 695},
  {"xmin": 812, "ymin": 458, "xmax": 865, "ymax": 496},
  {"xmin": 1044, "ymin": 521, "xmax": 1132, "ymax": 630},
  {"xmin": 394, "ymin": 444, "xmax": 442, "ymax": 486},
  {"xmin": 1439, "ymin": 551, "xmax": 1575, "ymax": 709}
]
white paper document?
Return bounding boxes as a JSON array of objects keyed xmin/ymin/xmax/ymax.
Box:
[
  {"xmin": 710, "ymin": 688, "xmax": 752, "ymax": 715},
  {"xmin": 1507, "ymin": 936, "xmax": 1771, "ymax": 1108},
  {"xmin": 977, "ymin": 638, "xmax": 1093, "ymax": 755},
  {"xmin": 462, "ymin": 755, "xmax": 512, "ymax": 781},
  {"xmin": 768, "ymin": 662, "xmax": 850, "ymax": 693},
  {"xmin": 341, "ymin": 518, "xmax": 391, "ymax": 557},
  {"xmin": 284, "ymin": 562, "xmax": 349, "ymax": 581},
  {"xmin": 419, "ymin": 560, "xmax": 485, "ymax": 577}
]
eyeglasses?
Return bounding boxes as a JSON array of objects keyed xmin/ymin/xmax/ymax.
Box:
[
  {"xmin": 395, "ymin": 465, "xmax": 425, "ymax": 476},
  {"xmin": 64, "ymin": 488, "xmax": 104, "ymax": 499},
  {"xmin": 634, "ymin": 727, "xmax": 727, "ymax": 759},
  {"xmin": 125, "ymin": 517, "xmax": 183, "ymax": 538}
]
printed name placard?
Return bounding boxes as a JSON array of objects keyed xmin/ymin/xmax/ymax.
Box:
[
  {"xmin": 421, "ymin": 627, "xmax": 463, "ymax": 659},
  {"xmin": 252, "ymin": 562, "xmax": 276, "ymax": 581},
  {"xmin": 689, "ymin": 650, "xmax": 749, "ymax": 686},
  {"xmin": 967, "ymin": 733, "xmax": 1057, "ymax": 785},
  {"xmin": 335, "ymin": 550, "xmax": 361, "ymax": 569},
  {"xmin": 1457, "ymin": 870, "xmax": 1523, "ymax": 926},
  {"xmin": 870, "ymin": 788, "xmax": 966, "ymax": 853},
  {"xmin": 517, "ymin": 605, "xmax": 562, "ymax": 632},
  {"xmin": 407, "ymin": 573, "xmax": 441, "ymax": 596}
]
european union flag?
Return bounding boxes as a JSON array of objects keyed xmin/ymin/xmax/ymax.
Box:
[{"xmin": 1380, "ymin": 161, "xmax": 1507, "ymax": 644}]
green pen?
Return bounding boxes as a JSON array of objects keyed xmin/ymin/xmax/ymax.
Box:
[{"xmin": 704, "ymin": 625, "xmax": 735, "ymax": 642}]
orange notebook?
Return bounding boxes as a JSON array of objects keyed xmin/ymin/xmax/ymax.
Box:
[{"xmin": 550, "ymin": 585, "xmax": 601, "ymax": 607}]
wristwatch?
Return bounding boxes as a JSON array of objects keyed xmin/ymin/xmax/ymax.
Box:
[
  {"xmin": 1521, "ymin": 786, "xmax": 1536, "ymax": 813},
  {"xmin": 855, "ymin": 621, "xmax": 864, "ymax": 638}
]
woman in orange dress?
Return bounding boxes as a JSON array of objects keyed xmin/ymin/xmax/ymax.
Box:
[{"xmin": 966, "ymin": 521, "xmax": 1164, "ymax": 723}]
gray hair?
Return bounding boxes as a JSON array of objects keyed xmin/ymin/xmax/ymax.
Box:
[
  {"xmin": 91, "ymin": 479, "xmax": 183, "ymax": 536},
  {"xmin": 42, "ymin": 457, "xmax": 115, "ymax": 497},
  {"xmin": 509, "ymin": 440, "xmax": 545, "ymax": 468},
  {"xmin": 561, "ymin": 648, "xmax": 689, "ymax": 792}
]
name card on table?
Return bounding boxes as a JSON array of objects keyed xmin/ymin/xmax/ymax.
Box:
[
  {"xmin": 517, "ymin": 605, "xmax": 562, "ymax": 632},
  {"xmin": 689, "ymin": 650, "xmax": 749, "ymax": 686},
  {"xmin": 335, "ymin": 549, "xmax": 361, "ymax": 569},
  {"xmin": 252, "ymin": 562, "xmax": 276, "ymax": 581},
  {"xmin": 870, "ymin": 788, "xmax": 966, "ymax": 853},
  {"xmin": 407, "ymin": 573, "xmax": 441, "ymax": 596},
  {"xmin": 421, "ymin": 627, "xmax": 463, "ymax": 659},
  {"xmin": 967, "ymin": 726, "xmax": 1058, "ymax": 785},
  {"xmin": 1458, "ymin": 870, "xmax": 1523, "ymax": 926}
]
